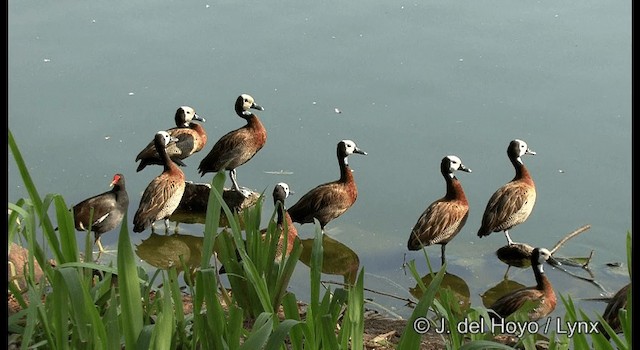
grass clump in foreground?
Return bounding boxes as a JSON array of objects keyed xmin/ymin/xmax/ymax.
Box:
[{"xmin": 8, "ymin": 129, "xmax": 632, "ymax": 349}]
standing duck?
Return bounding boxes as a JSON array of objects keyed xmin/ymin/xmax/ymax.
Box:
[
  {"xmin": 287, "ymin": 140, "xmax": 367, "ymax": 232},
  {"xmin": 407, "ymin": 155, "xmax": 472, "ymax": 266},
  {"xmin": 135, "ymin": 106, "xmax": 207, "ymax": 172},
  {"xmin": 489, "ymin": 247, "xmax": 559, "ymax": 321},
  {"xmin": 198, "ymin": 94, "xmax": 265, "ymax": 195},
  {"xmin": 477, "ymin": 139, "xmax": 536, "ymax": 245},
  {"xmin": 133, "ymin": 131, "xmax": 186, "ymax": 233},
  {"xmin": 71, "ymin": 173, "xmax": 129, "ymax": 256}
]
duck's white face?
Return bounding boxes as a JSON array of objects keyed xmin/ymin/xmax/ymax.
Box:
[
  {"xmin": 241, "ymin": 94, "xmax": 255, "ymax": 111},
  {"xmin": 181, "ymin": 106, "xmax": 196, "ymax": 121},
  {"xmin": 445, "ymin": 155, "xmax": 472, "ymax": 176},
  {"xmin": 446, "ymin": 155, "xmax": 463, "ymax": 171},
  {"xmin": 536, "ymin": 247, "xmax": 554, "ymax": 273},
  {"xmin": 342, "ymin": 140, "xmax": 358, "ymax": 155},
  {"xmin": 158, "ymin": 130, "xmax": 178, "ymax": 145},
  {"xmin": 514, "ymin": 139, "xmax": 536, "ymax": 157},
  {"xmin": 276, "ymin": 182, "xmax": 290, "ymax": 198},
  {"xmin": 538, "ymin": 248, "xmax": 553, "ymax": 263}
]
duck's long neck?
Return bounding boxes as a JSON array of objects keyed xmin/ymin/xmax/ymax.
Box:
[
  {"xmin": 511, "ymin": 157, "xmax": 534, "ymax": 186},
  {"xmin": 275, "ymin": 200, "xmax": 285, "ymax": 226},
  {"xmin": 338, "ymin": 156, "xmax": 353, "ymax": 183},
  {"xmin": 158, "ymin": 140, "xmax": 181, "ymax": 176},
  {"xmin": 533, "ymin": 262, "xmax": 548, "ymax": 290},
  {"xmin": 444, "ymin": 174, "xmax": 467, "ymax": 203}
]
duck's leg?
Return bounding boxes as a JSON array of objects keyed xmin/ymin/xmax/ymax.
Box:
[
  {"xmin": 441, "ymin": 244, "xmax": 446, "ymax": 267},
  {"xmin": 229, "ymin": 169, "xmax": 241, "ymax": 191},
  {"xmin": 229, "ymin": 169, "xmax": 250, "ymax": 198},
  {"xmin": 164, "ymin": 219, "xmax": 170, "ymax": 235},
  {"xmin": 95, "ymin": 236, "xmax": 105, "ymax": 260},
  {"xmin": 504, "ymin": 230, "xmax": 515, "ymax": 245}
]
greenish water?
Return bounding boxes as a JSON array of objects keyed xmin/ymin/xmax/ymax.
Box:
[{"xmin": 9, "ymin": 0, "xmax": 631, "ymax": 335}]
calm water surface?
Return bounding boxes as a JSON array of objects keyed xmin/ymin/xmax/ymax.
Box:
[{"xmin": 9, "ymin": 0, "xmax": 631, "ymax": 335}]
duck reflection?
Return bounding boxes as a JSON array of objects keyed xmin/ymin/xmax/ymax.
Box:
[
  {"xmin": 299, "ymin": 234, "xmax": 360, "ymax": 285},
  {"xmin": 480, "ymin": 277, "xmax": 527, "ymax": 309},
  {"xmin": 136, "ymin": 232, "xmax": 204, "ymax": 280},
  {"xmin": 409, "ymin": 270, "xmax": 470, "ymax": 312}
]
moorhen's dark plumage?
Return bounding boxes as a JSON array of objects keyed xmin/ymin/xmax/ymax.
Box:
[
  {"xmin": 198, "ymin": 94, "xmax": 265, "ymax": 194},
  {"xmin": 135, "ymin": 106, "xmax": 207, "ymax": 172},
  {"xmin": 287, "ymin": 139, "xmax": 367, "ymax": 232},
  {"xmin": 407, "ymin": 155, "xmax": 472, "ymax": 266},
  {"xmin": 72, "ymin": 173, "xmax": 129, "ymax": 255},
  {"xmin": 478, "ymin": 139, "xmax": 537, "ymax": 245},
  {"xmin": 489, "ymin": 247, "xmax": 558, "ymax": 321},
  {"xmin": 133, "ymin": 131, "xmax": 186, "ymax": 233}
]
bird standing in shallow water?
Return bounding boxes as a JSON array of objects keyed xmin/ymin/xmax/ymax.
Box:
[
  {"xmin": 71, "ymin": 173, "xmax": 129, "ymax": 258},
  {"xmin": 489, "ymin": 247, "xmax": 559, "ymax": 321},
  {"xmin": 477, "ymin": 139, "xmax": 536, "ymax": 245},
  {"xmin": 287, "ymin": 140, "xmax": 367, "ymax": 232},
  {"xmin": 135, "ymin": 106, "xmax": 207, "ymax": 172},
  {"xmin": 198, "ymin": 94, "xmax": 265, "ymax": 196},
  {"xmin": 407, "ymin": 155, "xmax": 472, "ymax": 266},
  {"xmin": 133, "ymin": 131, "xmax": 186, "ymax": 233}
]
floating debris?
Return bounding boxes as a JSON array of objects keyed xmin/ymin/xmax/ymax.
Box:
[{"xmin": 264, "ymin": 170, "xmax": 294, "ymax": 175}]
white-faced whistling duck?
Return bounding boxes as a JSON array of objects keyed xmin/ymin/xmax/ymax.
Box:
[
  {"xmin": 407, "ymin": 155, "xmax": 472, "ymax": 266},
  {"xmin": 135, "ymin": 106, "xmax": 207, "ymax": 172},
  {"xmin": 198, "ymin": 94, "xmax": 265, "ymax": 196},
  {"xmin": 477, "ymin": 139, "xmax": 536, "ymax": 245},
  {"xmin": 266, "ymin": 182, "xmax": 298, "ymax": 262},
  {"xmin": 72, "ymin": 173, "xmax": 129, "ymax": 257},
  {"xmin": 133, "ymin": 131, "xmax": 186, "ymax": 233},
  {"xmin": 489, "ymin": 247, "xmax": 559, "ymax": 321},
  {"xmin": 287, "ymin": 139, "xmax": 367, "ymax": 232}
]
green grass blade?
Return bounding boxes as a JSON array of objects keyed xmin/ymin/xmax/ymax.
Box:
[
  {"xmin": 150, "ymin": 279, "xmax": 175, "ymax": 350},
  {"xmin": 104, "ymin": 289, "xmax": 121, "ymax": 350},
  {"xmin": 282, "ymin": 292, "xmax": 304, "ymax": 350},
  {"xmin": 396, "ymin": 264, "xmax": 446, "ymax": 349},
  {"xmin": 116, "ymin": 214, "xmax": 143, "ymax": 348},
  {"xmin": 264, "ymin": 319, "xmax": 304, "ymax": 350},
  {"xmin": 202, "ymin": 171, "xmax": 226, "ymax": 270},
  {"xmin": 239, "ymin": 312, "xmax": 273, "ymax": 350}
]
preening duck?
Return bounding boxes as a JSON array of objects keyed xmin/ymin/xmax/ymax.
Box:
[{"xmin": 135, "ymin": 106, "xmax": 207, "ymax": 172}]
